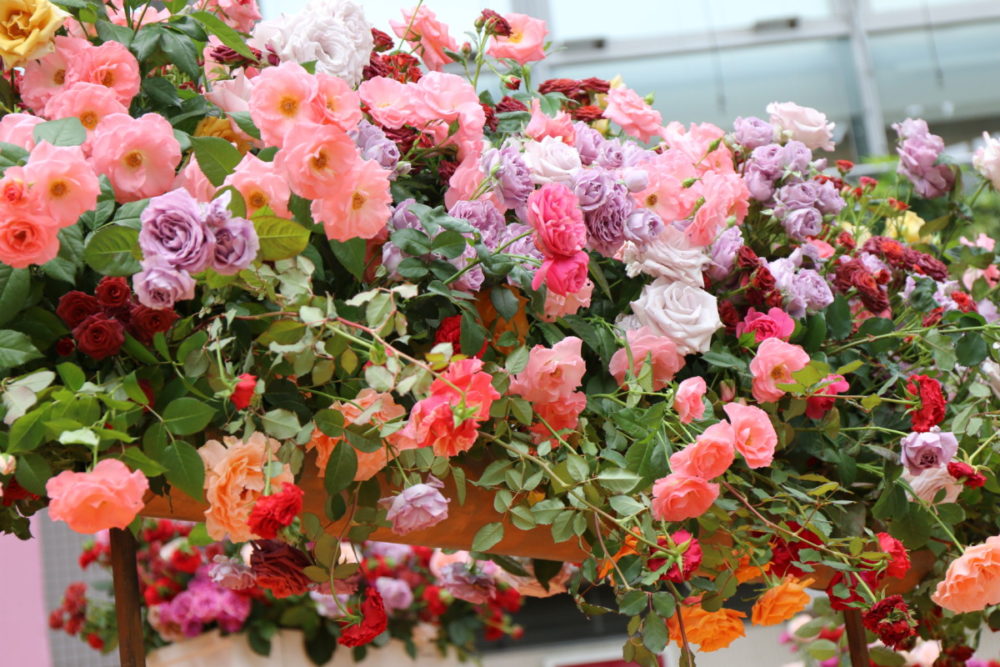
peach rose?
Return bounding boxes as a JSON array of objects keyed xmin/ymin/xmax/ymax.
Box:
[
  {"xmin": 487, "ymin": 13, "xmax": 547, "ymax": 65},
  {"xmin": 669, "ymin": 421, "xmax": 735, "ymax": 480},
  {"xmin": 651, "ymin": 473, "xmax": 719, "ymax": 522},
  {"xmin": 602, "ymin": 86, "xmax": 663, "ymax": 144},
  {"xmin": 46, "ymin": 459, "xmax": 148, "ymax": 534},
  {"xmin": 749, "ymin": 337, "xmax": 810, "ymax": 403},
  {"xmin": 200, "ymin": 432, "xmax": 293, "ymax": 542},
  {"xmin": 666, "ymin": 601, "xmax": 746, "ymax": 652},
  {"xmin": 723, "ymin": 402, "xmax": 778, "ymax": 468},
  {"xmin": 390, "ymin": 6, "xmax": 458, "ymax": 71},
  {"xmin": 932, "ymin": 536, "xmax": 1000, "ymax": 613},
  {"xmin": 509, "ymin": 336, "xmax": 586, "ymax": 403},
  {"xmin": 609, "ymin": 326, "xmax": 685, "ymax": 391},
  {"xmin": 307, "ymin": 389, "xmax": 409, "ymax": 482},
  {"xmin": 751, "ymin": 576, "xmax": 812, "ymax": 626},
  {"xmin": 674, "ymin": 376, "xmax": 707, "ymax": 423}
]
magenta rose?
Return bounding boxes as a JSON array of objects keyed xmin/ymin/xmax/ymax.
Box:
[{"xmin": 526, "ymin": 182, "xmax": 587, "ymax": 258}]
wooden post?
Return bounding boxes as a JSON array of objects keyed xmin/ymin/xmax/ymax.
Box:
[
  {"xmin": 110, "ymin": 527, "xmax": 146, "ymax": 667},
  {"xmin": 843, "ymin": 608, "xmax": 870, "ymax": 667}
]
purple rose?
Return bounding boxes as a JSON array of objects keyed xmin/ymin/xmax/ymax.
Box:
[
  {"xmin": 584, "ymin": 181, "xmax": 632, "ymax": 257},
  {"xmin": 201, "ymin": 192, "xmax": 233, "ymax": 229},
  {"xmin": 780, "ymin": 140, "xmax": 813, "ymax": 173},
  {"xmin": 310, "ymin": 592, "xmax": 350, "ymax": 618},
  {"xmin": 380, "ymin": 476, "xmax": 450, "ymax": 535},
  {"xmin": 572, "ymin": 169, "xmax": 614, "ymax": 211},
  {"xmin": 782, "ymin": 206, "xmax": 823, "ymax": 241},
  {"xmin": 208, "ymin": 555, "xmax": 255, "ymax": 591},
  {"xmin": 776, "ymin": 181, "xmax": 820, "ymax": 212},
  {"xmin": 794, "ymin": 268, "xmax": 834, "ymax": 314},
  {"xmin": 733, "ymin": 116, "xmax": 776, "ymax": 150},
  {"xmin": 375, "ymin": 577, "xmax": 414, "ymax": 612},
  {"xmin": 900, "ymin": 430, "xmax": 958, "ymax": 476},
  {"xmin": 482, "ymin": 144, "xmax": 532, "ymax": 208},
  {"xmin": 815, "ymin": 179, "xmax": 846, "ymax": 215},
  {"xmin": 623, "ymin": 208, "xmax": 664, "ymax": 244},
  {"xmin": 211, "ymin": 217, "xmax": 259, "ymax": 275},
  {"xmin": 366, "ymin": 541, "xmax": 413, "ymax": 564},
  {"xmin": 748, "ymin": 144, "xmax": 785, "ymax": 178},
  {"xmin": 448, "ymin": 199, "xmax": 506, "ymax": 248},
  {"xmin": 133, "ymin": 259, "xmax": 196, "ymax": 309},
  {"xmin": 355, "ymin": 120, "xmax": 400, "ymax": 171},
  {"xmin": 450, "ymin": 243, "xmax": 484, "ymax": 292},
  {"xmin": 438, "ymin": 562, "xmax": 496, "ymax": 604},
  {"xmin": 707, "ymin": 225, "xmax": 744, "ymax": 282},
  {"xmin": 574, "ymin": 122, "xmax": 603, "ymax": 165},
  {"xmin": 894, "ymin": 118, "xmax": 955, "ymax": 198},
  {"xmin": 139, "ymin": 188, "xmax": 214, "ymax": 273},
  {"xmin": 596, "ymin": 139, "xmax": 625, "ymax": 169}
]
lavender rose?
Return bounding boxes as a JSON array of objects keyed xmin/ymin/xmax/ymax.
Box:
[
  {"xmin": 572, "ymin": 169, "xmax": 614, "ymax": 212},
  {"xmin": 438, "ymin": 562, "xmax": 496, "ymax": 604},
  {"xmin": 380, "ymin": 476, "xmax": 450, "ymax": 535},
  {"xmin": 355, "ymin": 120, "xmax": 400, "ymax": 171},
  {"xmin": 133, "ymin": 259, "xmax": 196, "ymax": 309},
  {"xmin": 900, "ymin": 430, "xmax": 959, "ymax": 476},
  {"xmin": 733, "ymin": 116, "xmax": 776, "ymax": 150},
  {"xmin": 574, "ymin": 122, "xmax": 603, "ymax": 165},
  {"xmin": 375, "ymin": 577, "xmax": 414, "ymax": 612},
  {"xmin": 211, "ymin": 218, "xmax": 260, "ymax": 275},
  {"xmin": 481, "ymin": 144, "xmax": 532, "ymax": 209},
  {"xmin": 448, "ymin": 199, "xmax": 506, "ymax": 248},
  {"xmin": 894, "ymin": 118, "xmax": 955, "ymax": 199},
  {"xmin": 707, "ymin": 225, "xmax": 743, "ymax": 282},
  {"xmin": 139, "ymin": 188, "xmax": 214, "ymax": 272}
]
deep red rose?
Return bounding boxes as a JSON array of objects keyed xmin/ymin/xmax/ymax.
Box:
[
  {"xmin": 56, "ymin": 291, "xmax": 101, "ymax": 328},
  {"xmin": 750, "ymin": 266, "xmax": 775, "ymax": 292},
  {"xmin": 422, "ymin": 585, "xmax": 448, "ymax": 616},
  {"xmin": 250, "ymin": 540, "xmax": 313, "ymax": 599},
  {"xmin": 905, "ymin": 374, "xmax": 946, "ymax": 432},
  {"xmin": 736, "ymin": 245, "xmax": 760, "ymax": 269},
  {"xmin": 922, "ymin": 307, "xmax": 944, "ymax": 327},
  {"xmin": 476, "ymin": 9, "xmax": 511, "ymax": 36},
  {"xmin": 571, "ymin": 105, "xmax": 604, "ymax": 122},
  {"xmin": 718, "ymin": 300, "xmax": 740, "ymax": 331},
  {"xmin": 484, "ymin": 609, "xmax": 505, "ymax": 641},
  {"xmin": 94, "ymin": 276, "xmax": 131, "ymax": 309},
  {"xmin": 826, "ymin": 571, "xmax": 864, "ymax": 611},
  {"xmin": 837, "ymin": 231, "xmax": 856, "ymax": 251},
  {"xmin": 503, "ymin": 76, "xmax": 521, "ymax": 90},
  {"xmin": 382, "ymin": 53, "xmax": 423, "ymax": 83},
  {"xmin": 496, "ymin": 96, "xmax": 528, "ymax": 114},
  {"xmin": 579, "ymin": 77, "xmax": 611, "ymax": 94},
  {"xmin": 248, "ymin": 483, "xmax": 305, "ymax": 539},
  {"xmin": 230, "ymin": 373, "xmax": 257, "ymax": 410},
  {"xmin": 72, "ymin": 313, "xmax": 125, "ymax": 360},
  {"xmin": 648, "ymin": 530, "xmax": 702, "ymax": 583},
  {"xmin": 1, "ymin": 480, "xmax": 38, "ymax": 507},
  {"xmin": 482, "ymin": 102, "xmax": 498, "ymax": 132},
  {"xmin": 434, "ymin": 314, "xmax": 486, "ymax": 357},
  {"xmin": 906, "ymin": 248, "xmax": 949, "ymax": 281},
  {"xmin": 874, "ymin": 532, "xmax": 910, "ymax": 580},
  {"xmin": 862, "ymin": 595, "xmax": 916, "ymax": 650},
  {"xmin": 362, "ymin": 54, "xmax": 391, "ymax": 81},
  {"xmin": 170, "ymin": 546, "xmax": 202, "ymax": 574},
  {"xmin": 370, "ymin": 28, "xmax": 394, "ymax": 52},
  {"xmin": 935, "ymin": 645, "xmax": 975, "ymax": 667},
  {"xmin": 128, "ymin": 305, "xmax": 178, "ymax": 344},
  {"xmin": 338, "ymin": 589, "xmax": 388, "ymax": 647},
  {"xmin": 538, "ymin": 78, "xmax": 580, "ymax": 97},
  {"xmin": 947, "ymin": 461, "xmax": 986, "ymax": 489},
  {"xmin": 382, "ymin": 126, "xmax": 420, "ymax": 156},
  {"xmin": 55, "ymin": 337, "xmax": 75, "ymax": 356},
  {"xmin": 438, "ymin": 159, "xmax": 459, "ymax": 185},
  {"xmin": 492, "ymin": 585, "xmax": 522, "ymax": 613},
  {"xmin": 950, "ymin": 291, "xmax": 977, "ymax": 313},
  {"xmin": 769, "ymin": 523, "xmax": 823, "ymax": 578}
]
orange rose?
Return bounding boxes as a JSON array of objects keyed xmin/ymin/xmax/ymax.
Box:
[
  {"xmin": 733, "ymin": 552, "xmax": 769, "ymax": 584},
  {"xmin": 751, "ymin": 577, "xmax": 813, "ymax": 626},
  {"xmin": 667, "ymin": 601, "xmax": 746, "ymax": 652},
  {"xmin": 932, "ymin": 536, "xmax": 1000, "ymax": 613},
  {"xmin": 200, "ymin": 432, "xmax": 292, "ymax": 542},
  {"xmin": 46, "ymin": 459, "xmax": 148, "ymax": 534},
  {"xmin": 475, "ymin": 285, "xmax": 528, "ymax": 354},
  {"xmin": 307, "ymin": 389, "xmax": 408, "ymax": 482}
]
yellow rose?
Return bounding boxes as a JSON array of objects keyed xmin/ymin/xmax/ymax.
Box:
[
  {"xmin": 839, "ymin": 220, "xmax": 871, "ymax": 245},
  {"xmin": 194, "ymin": 116, "xmax": 253, "ymax": 155},
  {"xmin": 887, "ymin": 210, "xmax": 926, "ymax": 244},
  {"xmin": 0, "ymin": 0, "xmax": 69, "ymax": 69}
]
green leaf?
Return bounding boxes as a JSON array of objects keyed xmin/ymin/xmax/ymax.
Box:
[
  {"xmin": 83, "ymin": 225, "xmax": 141, "ymax": 276},
  {"xmin": 159, "ymin": 28, "xmax": 201, "ymax": 79},
  {"xmin": 7, "ymin": 405, "xmax": 50, "ymax": 453},
  {"xmin": 490, "ymin": 286, "xmax": 519, "ymax": 321},
  {"xmin": 618, "ymin": 590, "xmax": 647, "ymax": 616},
  {"xmin": 187, "ymin": 522, "xmax": 214, "ymax": 546},
  {"xmin": 162, "ymin": 398, "xmax": 216, "ymax": 435},
  {"xmin": 324, "ymin": 442, "xmax": 357, "ymax": 495},
  {"xmin": 162, "ymin": 441, "xmax": 206, "ymax": 501},
  {"xmin": 956, "ymin": 332, "xmax": 988, "ymax": 367},
  {"xmin": 826, "ymin": 295, "xmax": 852, "ymax": 340},
  {"xmin": 191, "ymin": 135, "xmax": 242, "ymax": 187},
  {"xmin": 120, "ymin": 448, "xmax": 168, "ymax": 476},
  {"xmin": 471, "ymin": 522, "xmax": 504, "ymax": 552},
  {"xmin": 262, "ymin": 408, "xmax": 301, "ymax": 440},
  {"xmin": 610, "ymin": 495, "xmax": 645, "ymax": 516},
  {"xmin": 42, "ymin": 226, "xmax": 85, "ymax": 283},
  {"xmin": 0, "ymin": 266, "xmax": 29, "ymax": 327},
  {"xmin": 597, "ymin": 468, "xmax": 641, "ymax": 494},
  {"xmin": 642, "ymin": 613, "xmax": 668, "ymax": 654},
  {"xmin": 651, "ymin": 592, "xmax": 675, "ymax": 618},
  {"xmin": 858, "ymin": 317, "xmax": 895, "ymax": 355},
  {"xmin": 329, "ymin": 238, "xmax": 366, "ymax": 281},
  {"xmin": 226, "ymin": 111, "xmax": 261, "ymax": 140},
  {"xmin": 701, "ymin": 349, "xmax": 748, "ymax": 372},
  {"xmin": 14, "ymin": 453, "xmax": 50, "ymax": 495},
  {"xmin": 190, "ymin": 10, "xmax": 256, "ymax": 59},
  {"xmin": 32, "ymin": 117, "xmax": 86, "ymax": 147},
  {"xmin": 56, "ymin": 362, "xmax": 85, "ymax": 391},
  {"xmin": 253, "ymin": 215, "xmax": 311, "ymax": 261},
  {"xmin": 0, "ymin": 330, "xmax": 42, "ymax": 369}
]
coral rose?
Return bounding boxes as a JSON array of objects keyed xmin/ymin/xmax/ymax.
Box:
[
  {"xmin": 0, "ymin": 210, "xmax": 60, "ymax": 268},
  {"xmin": 200, "ymin": 432, "xmax": 293, "ymax": 542},
  {"xmin": 602, "ymin": 86, "xmax": 663, "ymax": 144},
  {"xmin": 651, "ymin": 474, "xmax": 719, "ymax": 522},
  {"xmin": 674, "ymin": 376, "xmax": 707, "ymax": 423},
  {"xmin": 275, "ymin": 122, "xmax": 359, "ymax": 200},
  {"xmin": 390, "ymin": 6, "xmax": 457, "ymax": 71},
  {"xmin": 487, "ymin": 13, "xmax": 547, "ymax": 65},
  {"xmin": 669, "ymin": 421, "xmax": 735, "ymax": 480},
  {"xmin": 25, "ymin": 142, "xmax": 99, "ymax": 228},
  {"xmin": 248, "ymin": 61, "xmax": 321, "ymax": 147},
  {"xmin": 609, "ymin": 326, "xmax": 685, "ymax": 391},
  {"xmin": 90, "ymin": 113, "xmax": 181, "ymax": 202},
  {"xmin": 932, "ymin": 536, "xmax": 1000, "ymax": 613},
  {"xmin": 46, "ymin": 459, "xmax": 148, "ymax": 534},
  {"xmin": 509, "ymin": 336, "xmax": 586, "ymax": 403},
  {"xmin": 225, "ymin": 153, "xmax": 292, "ymax": 218},
  {"xmin": 666, "ymin": 601, "xmax": 747, "ymax": 652},
  {"xmin": 751, "ymin": 576, "xmax": 812, "ymax": 626},
  {"xmin": 65, "ymin": 40, "xmax": 140, "ymax": 107},
  {"xmin": 749, "ymin": 337, "xmax": 810, "ymax": 403},
  {"xmin": 311, "ymin": 159, "xmax": 393, "ymax": 242},
  {"xmin": 723, "ymin": 402, "xmax": 778, "ymax": 468}
]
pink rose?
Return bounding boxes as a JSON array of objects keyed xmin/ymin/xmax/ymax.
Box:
[
  {"xmin": 669, "ymin": 421, "xmax": 735, "ymax": 480},
  {"xmin": 0, "ymin": 114, "xmax": 44, "ymax": 150},
  {"xmin": 805, "ymin": 374, "xmax": 849, "ymax": 420},
  {"xmin": 525, "ymin": 98, "xmax": 575, "ymax": 144},
  {"xmin": 532, "ymin": 252, "xmax": 590, "ymax": 296},
  {"xmin": 443, "ymin": 155, "xmax": 501, "ymax": 211},
  {"xmin": 807, "ymin": 238, "xmax": 835, "ymax": 259},
  {"xmin": 766, "ymin": 101, "xmax": 835, "ymax": 152},
  {"xmin": 736, "ymin": 307, "xmax": 796, "ymax": 344},
  {"xmin": 609, "ymin": 326, "xmax": 685, "ymax": 391},
  {"xmin": 89, "ymin": 113, "xmax": 181, "ymax": 202},
  {"xmin": 527, "ymin": 182, "xmax": 586, "ymax": 257},
  {"xmin": 531, "ymin": 392, "xmax": 587, "ymax": 443},
  {"xmin": 543, "ymin": 279, "xmax": 593, "ymax": 321},
  {"xmin": 749, "ymin": 338, "xmax": 810, "ymax": 403},
  {"xmin": 25, "ymin": 142, "xmax": 100, "ymax": 228},
  {"xmin": 487, "ymin": 13, "xmax": 547, "ymax": 65},
  {"xmin": 674, "ymin": 377, "xmax": 707, "ymax": 423},
  {"xmin": 651, "ymin": 474, "xmax": 719, "ymax": 522},
  {"xmin": 275, "ymin": 122, "xmax": 359, "ymax": 200},
  {"xmin": 358, "ymin": 76, "xmax": 414, "ymax": 130},
  {"xmin": 603, "ymin": 87, "xmax": 662, "ymax": 144},
  {"xmin": 686, "ymin": 171, "xmax": 749, "ymax": 247},
  {"xmin": 65, "ymin": 40, "xmax": 141, "ymax": 107},
  {"xmin": 509, "ymin": 336, "xmax": 586, "ymax": 403},
  {"xmin": 723, "ymin": 402, "xmax": 778, "ymax": 469},
  {"xmin": 248, "ymin": 61, "xmax": 321, "ymax": 148},
  {"xmin": 390, "ymin": 6, "xmax": 458, "ymax": 71},
  {"xmin": 46, "ymin": 459, "xmax": 149, "ymax": 534}
]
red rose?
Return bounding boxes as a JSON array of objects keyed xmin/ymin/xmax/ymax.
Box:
[
  {"xmin": 538, "ymin": 78, "xmax": 580, "ymax": 97},
  {"xmin": 230, "ymin": 373, "xmax": 257, "ymax": 410},
  {"xmin": 496, "ymin": 96, "xmax": 528, "ymax": 114},
  {"xmin": 55, "ymin": 337, "xmax": 75, "ymax": 356},
  {"xmin": 476, "ymin": 9, "xmax": 511, "ymax": 37},
  {"xmin": 338, "ymin": 589, "xmax": 388, "ymax": 647},
  {"xmin": 250, "ymin": 540, "xmax": 312, "ymax": 599},
  {"xmin": 86, "ymin": 633, "xmax": 104, "ymax": 650},
  {"xmin": 947, "ymin": 461, "xmax": 986, "ymax": 489},
  {"xmin": 571, "ymin": 105, "xmax": 604, "ymax": 123},
  {"xmin": 836, "ymin": 159, "xmax": 854, "ymax": 173},
  {"xmin": 72, "ymin": 313, "xmax": 125, "ymax": 360},
  {"xmin": 861, "ymin": 595, "xmax": 916, "ymax": 650},
  {"xmin": 170, "ymin": 546, "xmax": 202, "ymax": 574},
  {"xmin": 482, "ymin": 102, "xmax": 497, "ymax": 132},
  {"xmin": 434, "ymin": 314, "xmax": 486, "ymax": 357},
  {"xmin": 248, "ymin": 483, "xmax": 305, "ymax": 539},
  {"xmin": 648, "ymin": 530, "xmax": 702, "ymax": 583},
  {"xmin": 370, "ymin": 28, "xmax": 394, "ymax": 52},
  {"xmin": 736, "ymin": 245, "xmax": 760, "ymax": 269},
  {"xmin": 825, "ymin": 571, "xmax": 864, "ymax": 611},
  {"xmin": 769, "ymin": 523, "xmax": 822, "ymax": 578},
  {"xmin": 94, "ymin": 276, "xmax": 131, "ymax": 309},
  {"xmin": 128, "ymin": 305, "xmax": 178, "ymax": 344},
  {"xmin": 875, "ymin": 532, "xmax": 910, "ymax": 579},
  {"xmin": 950, "ymin": 291, "xmax": 977, "ymax": 313},
  {"xmin": 503, "ymin": 76, "xmax": 521, "ymax": 90},
  {"xmin": 492, "ymin": 585, "xmax": 522, "ymax": 613},
  {"xmin": 56, "ymin": 291, "xmax": 101, "ymax": 328},
  {"xmin": 579, "ymin": 77, "xmax": 611, "ymax": 94},
  {"xmin": 905, "ymin": 374, "xmax": 946, "ymax": 432},
  {"xmin": 422, "ymin": 585, "xmax": 448, "ymax": 616}
]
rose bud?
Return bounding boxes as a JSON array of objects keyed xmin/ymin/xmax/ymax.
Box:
[{"xmin": 230, "ymin": 373, "xmax": 257, "ymax": 410}]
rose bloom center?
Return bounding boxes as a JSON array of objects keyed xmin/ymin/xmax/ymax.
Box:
[
  {"xmin": 79, "ymin": 111, "xmax": 99, "ymax": 130},
  {"xmin": 124, "ymin": 151, "xmax": 144, "ymax": 168},
  {"xmin": 279, "ymin": 96, "xmax": 298, "ymax": 116},
  {"xmin": 351, "ymin": 193, "xmax": 366, "ymax": 210}
]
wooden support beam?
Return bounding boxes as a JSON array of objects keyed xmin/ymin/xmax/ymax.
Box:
[
  {"xmin": 843, "ymin": 607, "xmax": 870, "ymax": 667},
  {"xmin": 110, "ymin": 527, "xmax": 146, "ymax": 667}
]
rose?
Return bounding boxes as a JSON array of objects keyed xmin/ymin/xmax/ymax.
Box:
[
  {"xmin": 139, "ymin": 188, "xmax": 213, "ymax": 272},
  {"xmin": 647, "ymin": 531, "xmax": 702, "ymax": 583},
  {"xmin": 375, "ymin": 577, "xmax": 414, "ymax": 612},
  {"xmin": 602, "ymin": 87, "xmax": 663, "ymax": 144},
  {"xmin": 805, "ymin": 374, "xmax": 849, "ymax": 420},
  {"xmin": 487, "ymin": 12, "xmax": 547, "ymax": 64},
  {"xmin": 93, "ymin": 276, "xmax": 131, "ymax": 310},
  {"xmin": 379, "ymin": 477, "xmax": 450, "ymax": 535},
  {"xmin": 72, "ymin": 313, "xmax": 125, "ymax": 360},
  {"xmin": 749, "ymin": 338, "xmax": 810, "ymax": 403},
  {"xmin": 623, "ymin": 225, "xmax": 708, "ymax": 286},
  {"xmin": 608, "ymin": 326, "xmax": 685, "ymax": 391},
  {"xmin": 230, "ymin": 373, "xmax": 257, "ymax": 410},
  {"xmin": 673, "ymin": 377, "xmax": 708, "ymax": 423},
  {"xmin": 651, "ymin": 473, "xmax": 719, "ymax": 521},
  {"xmin": 510, "ymin": 336, "xmax": 586, "ymax": 403},
  {"xmin": 247, "ymin": 483, "xmax": 304, "ymax": 540},
  {"xmin": 905, "ymin": 374, "xmax": 946, "ymax": 432},
  {"xmin": 723, "ymin": 402, "xmax": 778, "ymax": 468},
  {"xmin": 127, "ymin": 305, "xmax": 178, "ymax": 344},
  {"xmin": 210, "ymin": 217, "xmax": 259, "ymax": 275},
  {"xmin": 973, "ymin": 132, "xmax": 1000, "ymax": 190},
  {"xmin": 56, "ymin": 291, "xmax": 101, "ymax": 328},
  {"xmin": 439, "ymin": 562, "xmax": 497, "ymax": 604},
  {"xmin": 0, "ymin": 0, "xmax": 69, "ymax": 68},
  {"xmin": 532, "ymin": 252, "xmax": 590, "ymax": 296},
  {"xmin": 526, "ymin": 182, "xmax": 586, "ymax": 257},
  {"xmin": 523, "ymin": 136, "xmax": 582, "ymax": 185},
  {"xmin": 132, "ymin": 260, "xmax": 196, "ymax": 310},
  {"xmin": 250, "ymin": 540, "xmax": 312, "ymax": 598},
  {"xmin": 0, "ymin": 211, "xmax": 61, "ymax": 268},
  {"xmin": 931, "ymin": 536, "xmax": 1000, "ymax": 613},
  {"xmin": 899, "ymin": 429, "xmax": 958, "ymax": 476},
  {"xmin": 630, "ymin": 278, "xmax": 721, "ymax": 355},
  {"xmin": 45, "ymin": 459, "xmax": 148, "ymax": 533},
  {"xmin": 669, "ymin": 421, "xmax": 735, "ymax": 480},
  {"xmin": 766, "ymin": 101, "xmax": 835, "ymax": 151},
  {"xmin": 338, "ymin": 589, "xmax": 388, "ymax": 647},
  {"xmin": 732, "ymin": 116, "xmax": 775, "ymax": 150}
]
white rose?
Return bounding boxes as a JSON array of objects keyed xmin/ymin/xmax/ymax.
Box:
[
  {"xmin": 622, "ymin": 225, "xmax": 708, "ymax": 286},
  {"xmin": 982, "ymin": 357, "xmax": 1000, "ymax": 399},
  {"xmin": 250, "ymin": 0, "xmax": 373, "ymax": 87},
  {"xmin": 973, "ymin": 132, "xmax": 1000, "ymax": 190},
  {"xmin": 630, "ymin": 278, "xmax": 721, "ymax": 355},
  {"xmin": 0, "ymin": 453, "xmax": 14, "ymax": 476},
  {"xmin": 766, "ymin": 101, "xmax": 835, "ymax": 152},
  {"xmin": 898, "ymin": 640, "xmax": 941, "ymax": 667},
  {"xmin": 523, "ymin": 136, "xmax": 582, "ymax": 185},
  {"xmin": 902, "ymin": 467, "xmax": 962, "ymax": 505}
]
